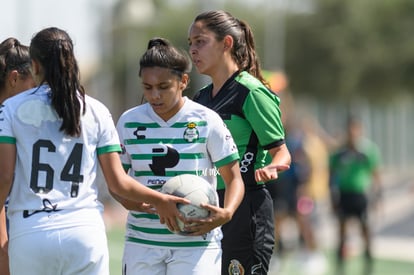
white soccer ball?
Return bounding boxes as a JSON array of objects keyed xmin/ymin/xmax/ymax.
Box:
[{"xmin": 161, "ymin": 174, "xmax": 218, "ymax": 235}]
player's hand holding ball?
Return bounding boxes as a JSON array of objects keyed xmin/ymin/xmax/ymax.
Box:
[
  {"xmin": 184, "ymin": 202, "xmax": 231, "ymax": 236},
  {"xmin": 161, "ymin": 174, "xmax": 221, "ymax": 236},
  {"xmin": 152, "ymin": 192, "xmax": 190, "ymax": 233}
]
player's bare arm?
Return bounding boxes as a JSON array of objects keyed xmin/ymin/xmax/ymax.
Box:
[
  {"xmin": 0, "ymin": 143, "xmax": 15, "ymax": 275},
  {"xmin": 186, "ymin": 160, "xmax": 244, "ymax": 236},
  {"xmin": 255, "ymin": 143, "xmax": 291, "ymax": 182},
  {"xmin": 98, "ymin": 151, "xmax": 189, "ymax": 232}
]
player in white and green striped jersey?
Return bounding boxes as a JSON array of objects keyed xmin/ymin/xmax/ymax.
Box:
[{"xmin": 115, "ymin": 37, "xmax": 244, "ymax": 275}]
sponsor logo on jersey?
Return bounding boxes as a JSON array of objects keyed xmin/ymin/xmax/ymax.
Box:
[
  {"xmin": 147, "ymin": 178, "xmax": 166, "ymax": 186},
  {"xmin": 183, "ymin": 122, "xmax": 199, "ymax": 143},
  {"xmin": 228, "ymin": 259, "xmax": 245, "ymax": 275},
  {"xmin": 133, "ymin": 126, "xmax": 146, "ymax": 139},
  {"xmin": 23, "ymin": 198, "xmax": 61, "ymax": 218},
  {"xmin": 240, "ymin": 152, "xmax": 254, "ymax": 173},
  {"xmin": 197, "ymin": 167, "xmax": 220, "ymax": 177}
]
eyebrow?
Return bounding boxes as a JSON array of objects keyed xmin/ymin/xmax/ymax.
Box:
[
  {"xmin": 141, "ymin": 80, "xmax": 172, "ymax": 86},
  {"xmin": 188, "ymin": 33, "xmax": 204, "ymax": 40}
]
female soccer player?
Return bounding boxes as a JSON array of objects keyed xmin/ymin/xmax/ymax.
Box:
[
  {"xmin": 0, "ymin": 37, "xmax": 35, "ymax": 275},
  {"xmin": 0, "ymin": 27, "xmax": 188, "ymax": 275},
  {"xmin": 188, "ymin": 10, "xmax": 291, "ymax": 274},
  {"xmin": 116, "ymin": 37, "xmax": 244, "ymax": 274}
]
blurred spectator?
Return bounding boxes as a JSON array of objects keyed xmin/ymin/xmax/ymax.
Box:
[
  {"xmin": 267, "ymin": 115, "xmax": 328, "ymax": 274},
  {"xmin": 329, "ymin": 115, "xmax": 382, "ymax": 275}
]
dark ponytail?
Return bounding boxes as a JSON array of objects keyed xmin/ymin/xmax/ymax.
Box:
[
  {"xmin": 30, "ymin": 27, "xmax": 86, "ymax": 137},
  {"xmin": 194, "ymin": 10, "xmax": 270, "ymax": 88}
]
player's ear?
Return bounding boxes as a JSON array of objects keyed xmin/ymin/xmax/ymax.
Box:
[
  {"xmin": 180, "ymin": 74, "xmax": 189, "ymax": 90},
  {"xmin": 7, "ymin": 70, "xmax": 19, "ymax": 87},
  {"xmin": 223, "ymin": 35, "xmax": 233, "ymax": 51}
]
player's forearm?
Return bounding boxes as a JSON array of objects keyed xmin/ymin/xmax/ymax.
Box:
[
  {"xmin": 0, "ymin": 252, "xmax": 10, "ymax": 275},
  {"xmin": 0, "ymin": 207, "xmax": 7, "ymax": 244},
  {"xmin": 0, "ymin": 207, "xmax": 9, "ymax": 275},
  {"xmin": 220, "ymin": 161, "xmax": 244, "ymax": 219},
  {"xmin": 268, "ymin": 144, "xmax": 291, "ymax": 168},
  {"xmin": 108, "ymin": 189, "xmax": 145, "ymax": 211},
  {"xmin": 0, "ymin": 184, "xmax": 11, "ymax": 211},
  {"xmin": 222, "ymin": 181, "xmax": 244, "ymax": 218},
  {"xmin": 108, "ymin": 174, "xmax": 165, "ymax": 205},
  {"xmin": 99, "ymin": 152, "xmax": 163, "ymax": 204}
]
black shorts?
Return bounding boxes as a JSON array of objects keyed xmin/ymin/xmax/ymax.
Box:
[
  {"xmin": 338, "ymin": 192, "xmax": 368, "ymax": 221},
  {"xmin": 218, "ymin": 186, "xmax": 274, "ymax": 275},
  {"xmin": 265, "ymin": 179, "xmax": 302, "ymax": 215}
]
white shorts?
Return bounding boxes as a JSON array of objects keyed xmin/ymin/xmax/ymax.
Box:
[
  {"xmin": 122, "ymin": 243, "xmax": 221, "ymax": 275},
  {"xmin": 9, "ymin": 225, "xmax": 109, "ymax": 275}
]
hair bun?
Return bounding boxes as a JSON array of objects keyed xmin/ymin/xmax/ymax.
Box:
[{"xmin": 147, "ymin": 37, "xmax": 170, "ymax": 50}]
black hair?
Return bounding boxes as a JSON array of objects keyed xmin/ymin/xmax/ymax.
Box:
[
  {"xmin": 30, "ymin": 27, "xmax": 86, "ymax": 137},
  {"xmin": 0, "ymin": 37, "xmax": 31, "ymax": 90},
  {"xmin": 139, "ymin": 37, "xmax": 192, "ymax": 78},
  {"xmin": 194, "ymin": 10, "xmax": 269, "ymax": 88}
]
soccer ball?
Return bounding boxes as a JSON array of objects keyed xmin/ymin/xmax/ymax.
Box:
[{"xmin": 161, "ymin": 174, "xmax": 218, "ymax": 235}]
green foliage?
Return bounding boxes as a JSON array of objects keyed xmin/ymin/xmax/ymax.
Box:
[
  {"xmin": 107, "ymin": 0, "xmax": 414, "ymax": 105},
  {"xmin": 284, "ymin": 0, "xmax": 414, "ymax": 102}
]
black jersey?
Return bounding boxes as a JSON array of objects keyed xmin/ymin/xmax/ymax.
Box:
[{"xmin": 194, "ymin": 71, "xmax": 285, "ymax": 189}]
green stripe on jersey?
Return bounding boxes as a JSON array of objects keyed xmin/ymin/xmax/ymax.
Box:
[
  {"xmin": 128, "ymin": 223, "xmax": 172, "ymax": 235},
  {"xmin": 122, "ymin": 163, "xmax": 131, "ymax": 171},
  {"xmin": 124, "ymin": 137, "xmax": 207, "ymax": 145},
  {"xmin": 131, "ymin": 213, "xmax": 159, "ymax": 219},
  {"xmin": 0, "ymin": 136, "xmax": 16, "ymax": 144},
  {"xmin": 126, "ymin": 236, "xmax": 211, "ymax": 247},
  {"xmin": 124, "ymin": 121, "xmax": 208, "ymax": 128},
  {"xmin": 171, "ymin": 121, "xmax": 207, "ymax": 128},
  {"xmin": 147, "ymin": 185, "xmax": 162, "ymax": 190},
  {"xmin": 131, "ymin": 152, "xmax": 205, "ymax": 160},
  {"xmin": 134, "ymin": 170, "xmax": 202, "ymax": 177},
  {"xmin": 97, "ymin": 144, "xmax": 121, "ymax": 155},
  {"xmin": 124, "ymin": 122, "xmax": 160, "ymax": 128}
]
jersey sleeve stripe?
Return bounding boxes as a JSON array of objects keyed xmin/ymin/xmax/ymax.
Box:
[
  {"xmin": 263, "ymin": 139, "xmax": 285, "ymax": 150},
  {"xmin": 0, "ymin": 136, "xmax": 16, "ymax": 144},
  {"xmin": 97, "ymin": 144, "xmax": 122, "ymax": 155},
  {"xmin": 214, "ymin": 152, "xmax": 240, "ymax": 168}
]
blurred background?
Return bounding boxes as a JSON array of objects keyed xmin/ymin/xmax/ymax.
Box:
[
  {"xmin": 3, "ymin": 0, "xmax": 413, "ymax": 168},
  {"xmin": 2, "ymin": 0, "xmax": 414, "ymax": 274}
]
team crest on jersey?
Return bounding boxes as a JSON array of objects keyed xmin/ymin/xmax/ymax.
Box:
[
  {"xmin": 183, "ymin": 122, "xmax": 199, "ymax": 143},
  {"xmin": 228, "ymin": 259, "xmax": 245, "ymax": 275}
]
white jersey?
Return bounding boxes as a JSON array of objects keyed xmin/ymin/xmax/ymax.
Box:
[
  {"xmin": 116, "ymin": 97, "xmax": 239, "ymax": 249},
  {"xmin": 0, "ymin": 84, "xmax": 121, "ymax": 238}
]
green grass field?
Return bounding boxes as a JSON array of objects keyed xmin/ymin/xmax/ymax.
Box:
[
  {"xmin": 106, "ymin": 226, "xmax": 414, "ymax": 275},
  {"xmin": 270, "ymin": 250, "xmax": 414, "ymax": 275}
]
